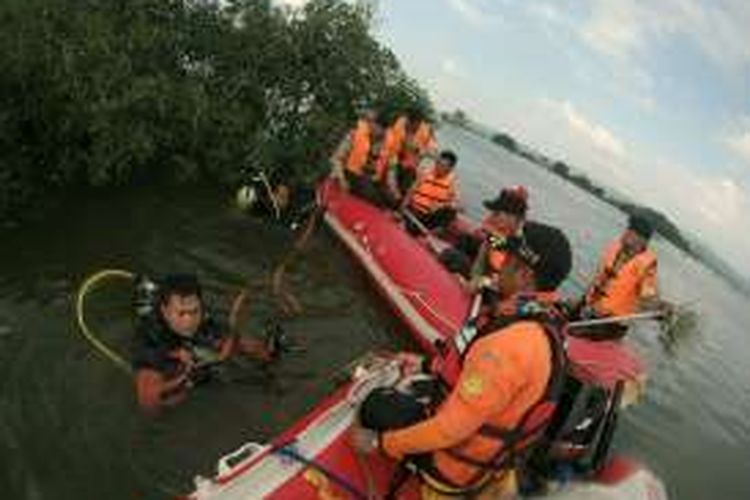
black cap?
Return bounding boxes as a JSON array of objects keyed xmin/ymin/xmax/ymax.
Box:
[
  {"xmin": 159, "ymin": 273, "xmax": 203, "ymax": 304},
  {"xmin": 628, "ymin": 214, "xmax": 654, "ymax": 240},
  {"xmin": 438, "ymin": 149, "xmax": 457, "ymax": 168},
  {"xmin": 515, "ymin": 221, "xmax": 572, "ymax": 291},
  {"xmin": 483, "ymin": 186, "xmax": 528, "ymax": 216}
]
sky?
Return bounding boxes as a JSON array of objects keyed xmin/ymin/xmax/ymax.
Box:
[{"xmin": 278, "ymin": 0, "xmax": 750, "ymax": 278}]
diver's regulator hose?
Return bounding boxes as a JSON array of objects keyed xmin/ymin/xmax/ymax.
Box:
[{"xmin": 75, "ymin": 269, "xmax": 135, "ymax": 375}]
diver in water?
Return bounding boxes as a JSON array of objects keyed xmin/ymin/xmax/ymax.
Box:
[
  {"xmin": 131, "ymin": 273, "xmax": 284, "ymax": 413},
  {"xmin": 235, "ymin": 170, "xmax": 317, "ymax": 231}
]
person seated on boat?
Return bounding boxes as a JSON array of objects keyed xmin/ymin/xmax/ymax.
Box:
[
  {"xmin": 235, "ymin": 169, "xmax": 316, "ymax": 231},
  {"xmin": 393, "ymin": 117, "xmax": 437, "ymax": 197},
  {"xmin": 353, "ymin": 222, "xmax": 573, "ymax": 499},
  {"xmin": 330, "ymin": 110, "xmax": 397, "ymax": 209},
  {"xmin": 131, "ymin": 273, "xmax": 279, "ymax": 413},
  {"xmin": 441, "ymin": 185, "xmax": 529, "ymax": 283},
  {"xmin": 400, "ymin": 150, "xmax": 460, "ymax": 234},
  {"xmin": 570, "ymin": 213, "xmax": 672, "ymax": 339}
]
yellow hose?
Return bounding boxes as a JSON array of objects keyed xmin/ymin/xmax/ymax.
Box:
[{"xmin": 75, "ymin": 269, "xmax": 135, "ymax": 375}]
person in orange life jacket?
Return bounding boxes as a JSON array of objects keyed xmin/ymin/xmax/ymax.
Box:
[
  {"xmin": 435, "ymin": 185, "xmax": 528, "ymax": 280},
  {"xmin": 413, "ymin": 120, "xmax": 438, "ymax": 157},
  {"xmin": 447, "ymin": 185, "xmax": 529, "ymax": 280},
  {"xmin": 329, "ymin": 109, "xmax": 380, "ymax": 189},
  {"xmin": 132, "ymin": 274, "xmax": 278, "ymax": 413},
  {"xmin": 401, "ymin": 150, "xmax": 461, "ymax": 233},
  {"xmin": 394, "ymin": 118, "xmax": 433, "ymax": 197},
  {"xmin": 330, "ymin": 111, "xmax": 397, "ymax": 209},
  {"xmin": 376, "ymin": 114, "xmax": 410, "ymax": 178},
  {"xmin": 373, "ymin": 115, "xmax": 419, "ymax": 202},
  {"xmin": 573, "ymin": 214, "xmax": 669, "ymax": 338},
  {"xmin": 352, "ymin": 223, "xmax": 573, "ymax": 498}
]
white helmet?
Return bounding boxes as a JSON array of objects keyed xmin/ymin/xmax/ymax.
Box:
[{"xmin": 235, "ymin": 185, "xmax": 258, "ymax": 210}]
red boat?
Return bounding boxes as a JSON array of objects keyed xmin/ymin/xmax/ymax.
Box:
[
  {"xmin": 317, "ymin": 179, "xmax": 470, "ymax": 355},
  {"xmin": 182, "ymin": 180, "xmax": 661, "ymax": 499},
  {"xmin": 185, "ymin": 352, "xmax": 666, "ymax": 499},
  {"xmin": 317, "ymin": 179, "xmax": 645, "ymax": 395}
]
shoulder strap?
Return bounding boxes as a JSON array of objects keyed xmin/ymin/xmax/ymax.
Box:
[{"xmin": 448, "ymin": 311, "xmax": 568, "ymax": 474}]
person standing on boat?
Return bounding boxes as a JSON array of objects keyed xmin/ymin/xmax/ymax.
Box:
[
  {"xmin": 401, "ymin": 150, "xmax": 461, "ymax": 232},
  {"xmin": 330, "ymin": 110, "xmax": 397, "ymax": 208},
  {"xmin": 413, "ymin": 119, "xmax": 438, "ymax": 158},
  {"xmin": 573, "ymin": 213, "xmax": 671, "ymax": 338},
  {"xmin": 132, "ymin": 274, "xmax": 277, "ymax": 413},
  {"xmin": 457, "ymin": 185, "xmax": 529, "ymax": 282},
  {"xmin": 433, "ymin": 185, "xmax": 528, "ymax": 280},
  {"xmin": 353, "ymin": 222, "xmax": 572, "ymax": 499},
  {"xmin": 374, "ymin": 114, "xmax": 410, "ymax": 182},
  {"xmin": 393, "ymin": 118, "xmax": 438, "ymax": 197}
]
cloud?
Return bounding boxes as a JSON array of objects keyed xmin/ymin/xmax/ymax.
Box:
[
  {"xmin": 579, "ymin": 0, "xmax": 750, "ymax": 71},
  {"xmin": 540, "ymin": 99, "xmax": 626, "ymax": 159},
  {"xmin": 524, "ymin": 2, "xmax": 657, "ymax": 113},
  {"xmin": 580, "ymin": 0, "xmax": 649, "ymax": 60},
  {"xmin": 446, "ymin": 0, "xmax": 502, "ymax": 27},
  {"xmin": 561, "ymin": 103, "xmax": 625, "ymax": 158},
  {"xmin": 653, "ymin": 164, "xmax": 750, "ymax": 275},
  {"xmin": 440, "ymin": 58, "xmax": 465, "ymax": 79},
  {"xmin": 723, "ymin": 118, "xmax": 750, "ymax": 167},
  {"xmin": 492, "ymin": 97, "xmax": 750, "ymax": 274},
  {"xmin": 550, "ymin": 105, "xmax": 750, "ymax": 275},
  {"xmin": 526, "ymin": 3, "xmax": 564, "ymax": 25},
  {"xmin": 452, "ymin": 87, "xmax": 750, "ymax": 276},
  {"xmin": 725, "ymin": 132, "xmax": 750, "ymax": 165}
]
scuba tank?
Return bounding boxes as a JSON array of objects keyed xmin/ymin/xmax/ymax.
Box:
[
  {"xmin": 133, "ymin": 275, "xmax": 159, "ymax": 319},
  {"xmin": 523, "ymin": 375, "xmax": 622, "ymax": 493}
]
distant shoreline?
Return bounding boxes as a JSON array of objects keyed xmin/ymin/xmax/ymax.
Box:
[{"xmin": 440, "ymin": 112, "xmax": 750, "ymax": 297}]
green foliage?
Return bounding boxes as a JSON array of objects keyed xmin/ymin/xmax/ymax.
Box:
[
  {"xmin": 551, "ymin": 161, "xmax": 570, "ymax": 177},
  {"xmin": 0, "ymin": 0, "xmax": 433, "ymax": 218},
  {"xmin": 491, "ymin": 132, "xmax": 516, "ymax": 152}
]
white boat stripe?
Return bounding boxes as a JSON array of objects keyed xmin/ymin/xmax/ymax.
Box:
[
  {"xmin": 194, "ymin": 397, "xmax": 356, "ymax": 499},
  {"xmin": 324, "ymin": 212, "xmax": 444, "ymax": 345}
]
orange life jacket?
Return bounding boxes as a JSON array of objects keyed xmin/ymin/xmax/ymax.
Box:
[
  {"xmin": 413, "ymin": 121, "xmax": 437, "ymax": 155},
  {"xmin": 398, "ymin": 138, "xmax": 421, "ymax": 172},
  {"xmin": 374, "ymin": 118, "xmax": 408, "ymax": 181},
  {"xmin": 345, "ymin": 119, "xmax": 372, "ymax": 175},
  {"xmin": 392, "ymin": 115, "xmax": 408, "ymax": 143},
  {"xmin": 408, "ymin": 167, "xmax": 457, "ymax": 214},
  {"xmin": 420, "ymin": 298, "xmax": 567, "ymax": 489},
  {"xmin": 585, "ymin": 238, "xmax": 657, "ymax": 316}
]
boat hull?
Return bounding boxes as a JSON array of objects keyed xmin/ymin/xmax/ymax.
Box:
[
  {"xmin": 318, "ymin": 179, "xmax": 645, "ymax": 392},
  {"xmin": 187, "ymin": 353, "xmax": 666, "ymax": 499}
]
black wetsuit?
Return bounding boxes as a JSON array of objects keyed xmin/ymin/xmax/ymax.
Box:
[
  {"xmin": 131, "ymin": 312, "xmax": 228, "ymax": 378},
  {"xmin": 245, "ymin": 177, "xmax": 317, "ymax": 229}
]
